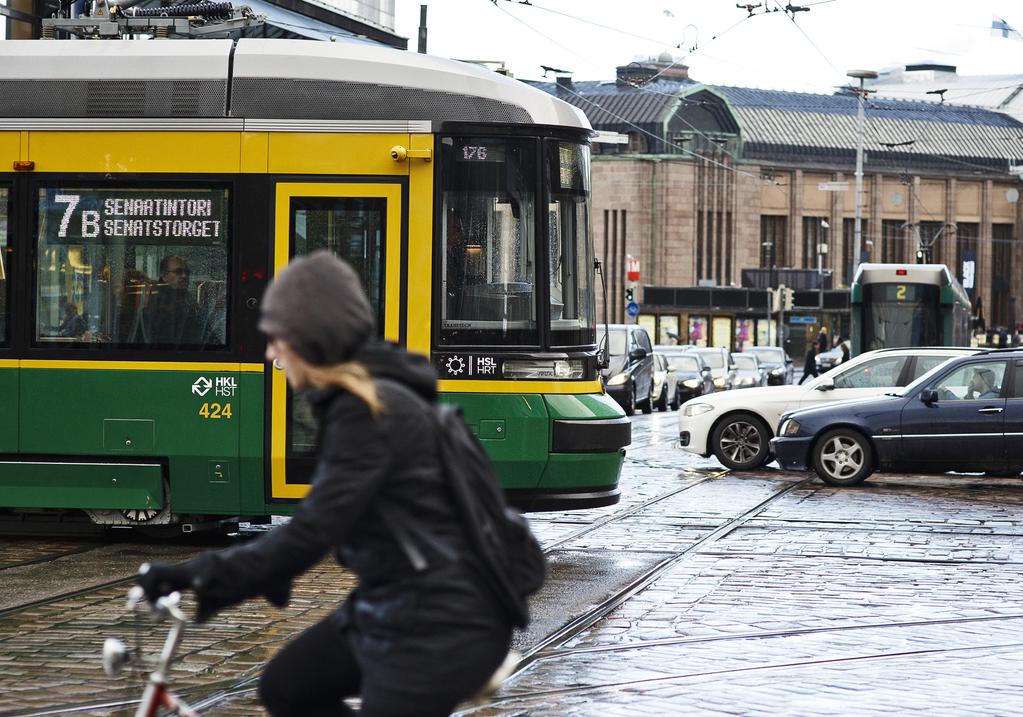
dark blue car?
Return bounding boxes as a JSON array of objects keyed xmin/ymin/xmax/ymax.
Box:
[{"xmin": 770, "ymin": 349, "xmax": 1023, "ymax": 486}]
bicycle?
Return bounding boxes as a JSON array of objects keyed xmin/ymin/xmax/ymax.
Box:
[{"xmin": 102, "ymin": 579, "xmax": 199, "ymax": 717}]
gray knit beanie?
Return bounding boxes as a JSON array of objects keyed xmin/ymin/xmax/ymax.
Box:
[{"xmin": 258, "ymin": 251, "xmax": 374, "ymax": 366}]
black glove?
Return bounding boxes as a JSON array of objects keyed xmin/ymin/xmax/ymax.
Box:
[{"xmin": 136, "ymin": 562, "xmax": 194, "ymax": 604}]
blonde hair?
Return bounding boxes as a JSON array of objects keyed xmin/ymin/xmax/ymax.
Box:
[{"xmin": 306, "ymin": 360, "xmax": 384, "ymax": 417}]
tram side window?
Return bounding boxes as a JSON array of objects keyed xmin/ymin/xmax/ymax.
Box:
[
  {"xmin": 439, "ymin": 136, "xmax": 538, "ymax": 346},
  {"xmin": 0, "ymin": 188, "xmax": 8, "ymax": 345},
  {"xmin": 35, "ymin": 187, "xmax": 229, "ymax": 350},
  {"xmin": 546, "ymin": 140, "xmax": 596, "ymax": 347}
]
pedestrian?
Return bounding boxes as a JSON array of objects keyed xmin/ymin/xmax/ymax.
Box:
[
  {"xmin": 136, "ymin": 251, "xmax": 514, "ymax": 717},
  {"xmin": 798, "ymin": 344, "xmax": 818, "ymax": 385},
  {"xmin": 840, "ymin": 341, "xmax": 850, "ymax": 364},
  {"xmin": 816, "ymin": 325, "xmax": 828, "ymax": 355}
]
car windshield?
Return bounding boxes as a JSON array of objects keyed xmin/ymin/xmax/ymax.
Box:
[
  {"xmin": 666, "ymin": 355, "xmax": 700, "ymax": 372},
  {"xmin": 747, "ymin": 348, "xmax": 783, "ymax": 364},
  {"xmin": 694, "ymin": 350, "xmax": 724, "ymax": 368},
  {"xmin": 733, "ymin": 355, "xmax": 757, "ymax": 370}
]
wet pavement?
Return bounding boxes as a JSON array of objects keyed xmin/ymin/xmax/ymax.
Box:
[{"xmin": 3, "ymin": 408, "xmax": 1023, "ymax": 715}]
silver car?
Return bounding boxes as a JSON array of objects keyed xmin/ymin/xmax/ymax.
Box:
[{"xmin": 730, "ymin": 353, "xmax": 768, "ymax": 388}]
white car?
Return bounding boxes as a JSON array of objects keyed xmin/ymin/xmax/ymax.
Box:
[{"xmin": 678, "ymin": 347, "xmax": 980, "ymax": 471}]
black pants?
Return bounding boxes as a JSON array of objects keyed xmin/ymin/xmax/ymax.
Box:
[
  {"xmin": 798, "ymin": 366, "xmax": 817, "ymax": 384},
  {"xmin": 259, "ymin": 618, "xmax": 506, "ymax": 717}
]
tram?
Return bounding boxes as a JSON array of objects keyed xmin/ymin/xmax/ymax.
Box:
[
  {"xmin": 849, "ymin": 263, "xmax": 971, "ymax": 356},
  {"xmin": 0, "ymin": 38, "xmax": 629, "ymax": 530}
]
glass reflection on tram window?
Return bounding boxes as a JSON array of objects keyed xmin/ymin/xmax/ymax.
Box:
[
  {"xmin": 439, "ymin": 136, "xmax": 537, "ymax": 346},
  {"xmin": 34, "ymin": 187, "xmax": 229, "ymax": 349},
  {"xmin": 287, "ymin": 197, "xmax": 387, "ymax": 457},
  {"xmin": 0, "ymin": 188, "xmax": 8, "ymax": 344},
  {"xmin": 547, "ymin": 140, "xmax": 595, "ymax": 346}
]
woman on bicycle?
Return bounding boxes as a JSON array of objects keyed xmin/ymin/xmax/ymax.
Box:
[{"xmin": 138, "ymin": 251, "xmax": 514, "ymax": 717}]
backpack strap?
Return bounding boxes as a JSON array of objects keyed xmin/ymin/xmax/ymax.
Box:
[{"xmin": 376, "ymin": 502, "xmax": 460, "ymax": 573}]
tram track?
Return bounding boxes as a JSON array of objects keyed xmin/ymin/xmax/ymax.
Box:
[
  {"xmin": 517, "ymin": 478, "xmax": 813, "ymax": 672},
  {"xmin": 457, "ymin": 641, "xmax": 1023, "ymax": 712},
  {"xmin": 538, "ymin": 468, "xmax": 728, "ymax": 554}
]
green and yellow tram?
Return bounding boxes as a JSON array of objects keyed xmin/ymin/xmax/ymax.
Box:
[
  {"xmin": 0, "ymin": 39, "xmax": 628, "ymax": 529},
  {"xmin": 850, "ymin": 263, "xmax": 971, "ymax": 356}
]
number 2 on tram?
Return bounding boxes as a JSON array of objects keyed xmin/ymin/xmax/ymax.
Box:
[{"xmin": 0, "ymin": 39, "xmax": 629, "ymax": 530}]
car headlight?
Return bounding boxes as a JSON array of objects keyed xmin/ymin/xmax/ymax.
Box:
[
  {"xmin": 780, "ymin": 418, "xmax": 802, "ymax": 436},
  {"xmin": 738, "ymin": 377, "xmax": 755, "ymax": 386},
  {"xmin": 606, "ymin": 373, "xmax": 628, "ymax": 386},
  {"xmin": 713, "ymin": 377, "xmax": 727, "ymax": 388},
  {"xmin": 683, "ymin": 402, "xmax": 714, "ymax": 417},
  {"xmin": 683, "ymin": 378, "xmax": 701, "ymax": 388},
  {"xmin": 771, "ymin": 367, "xmax": 785, "ymax": 376}
]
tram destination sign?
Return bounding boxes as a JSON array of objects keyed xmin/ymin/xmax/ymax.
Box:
[{"xmin": 39, "ymin": 187, "xmax": 229, "ymax": 245}]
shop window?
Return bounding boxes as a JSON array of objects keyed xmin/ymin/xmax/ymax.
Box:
[{"xmin": 35, "ymin": 186, "xmax": 229, "ymax": 350}]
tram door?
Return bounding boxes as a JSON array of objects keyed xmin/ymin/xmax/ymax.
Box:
[{"xmin": 269, "ymin": 182, "xmax": 405, "ymax": 501}]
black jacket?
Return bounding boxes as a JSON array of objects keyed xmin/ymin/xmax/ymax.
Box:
[{"xmin": 188, "ymin": 342, "xmax": 511, "ymax": 691}]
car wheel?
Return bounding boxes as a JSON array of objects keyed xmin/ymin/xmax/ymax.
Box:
[
  {"xmin": 669, "ymin": 388, "xmax": 680, "ymax": 411},
  {"xmin": 711, "ymin": 413, "xmax": 772, "ymax": 471},
  {"xmin": 622, "ymin": 382, "xmax": 636, "ymax": 417},
  {"xmin": 639, "ymin": 382, "xmax": 654, "ymax": 414},
  {"xmin": 812, "ymin": 429, "xmax": 874, "ymax": 486},
  {"xmin": 656, "ymin": 383, "xmax": 668, "ymax": 411}
]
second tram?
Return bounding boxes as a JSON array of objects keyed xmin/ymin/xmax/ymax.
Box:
[
  {"xmin": 0, "ymin": 38, "xmax": 629, "ymax": 529},
  {"xmin": 850, "ymin": 263, "xmax": 971, "ymax": 356}
]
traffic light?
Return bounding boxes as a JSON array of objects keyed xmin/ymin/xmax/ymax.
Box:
[
  {"xmin": 625, "ymin": 286, "xmax": 634, "ymax": 303},
  {"xmin": 783, "ymin": 287, "xmax": 794, "ymax": 311}
]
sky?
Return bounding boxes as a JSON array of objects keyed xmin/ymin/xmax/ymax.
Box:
[{"xmin": 393, "ymin": 0, "xmax": 1023, "ymax": 93}]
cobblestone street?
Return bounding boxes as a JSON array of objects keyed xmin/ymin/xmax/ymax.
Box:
[{"xmin": 3, "ymin": 411, "xmax": 1023, "ymax": 715}]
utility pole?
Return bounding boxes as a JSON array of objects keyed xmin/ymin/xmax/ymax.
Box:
[
  {"xmin": 848, "ymin": 69, "xmax": 878, "ymax": 282},
  {"xmin": 818, "ymin": 219, "xmax": 829, "ymax": 311},
  {"xmin": 417, "ymin": 5, "xmax": 428, "ymax": 54}
]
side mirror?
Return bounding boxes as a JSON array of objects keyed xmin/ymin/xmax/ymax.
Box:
[
  {"xmin": 629, "ymin": 347, "xmax": 647, "ymax": 361},
  {"xmin": 920, "ymin": 388, "xmax": 938, "ymax": 404},
  {"xmin": 816, "ymin": 377, "xmax": 834, "ymax": 391}
]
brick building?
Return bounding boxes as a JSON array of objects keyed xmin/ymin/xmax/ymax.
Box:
[{"xmin": 537, "ymin": 61, "xmax": 1023, "ymax": 355}]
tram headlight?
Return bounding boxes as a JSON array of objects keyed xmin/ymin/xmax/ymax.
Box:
[
  {"xmin": 503, "ymin": 359, "xmax": 584, "ymax": 380},
  {"xmin": 605, "ymin": 372, "xmax": 628, "ymax": 386},
  {"xmin": 683, "ymin": 402, "xmax": 714, "ymax": 417}
]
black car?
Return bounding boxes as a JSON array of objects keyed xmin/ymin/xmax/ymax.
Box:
[
  {"xmin": 744, "ymin": 346, "xmax": 794, "ymax": 385},
  {"xmin": 659, "ymin": 349, "xmax": 714, "ymax": 407},
  {"xmin": 600, "ymin": 324, "xmax": 655, "ymax": 416},
  {"xmin": 770, "ymin": 349, "xmax": 1023, "ymax": 486}
]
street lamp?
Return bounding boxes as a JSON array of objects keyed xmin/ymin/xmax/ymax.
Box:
[
  {"xmin": 847, "ymin": 68, "xmax": 878, "ymax": 283},
  {"xmin": 761, "ymin": 239, "xmax": 776, "ymax": 345}
]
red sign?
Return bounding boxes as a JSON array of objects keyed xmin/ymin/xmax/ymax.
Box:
[{"xmin": 627, "ymin": 256, "xmax": 640, "ymax": 282}]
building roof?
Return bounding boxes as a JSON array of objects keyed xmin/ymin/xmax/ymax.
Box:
[{"xmin": 706, "ymin": 85, "xmax": 1023, "ymax": 171}]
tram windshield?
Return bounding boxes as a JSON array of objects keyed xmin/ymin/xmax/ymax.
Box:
[
  {"xmin": 861, "ymin": 282, "xmax": 939, "ymax": 351},
  {"xmin": 439, "ymin": 136, "xmax": 538, "ymax": 346},
  {"xmin": 547, "ymin": 140, "xmax": 595, "ymax": 346},
  {"xmin": 34, "ymin": 186, "xmax": 229, "ymax": 349}
]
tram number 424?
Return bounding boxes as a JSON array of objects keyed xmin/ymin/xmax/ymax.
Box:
[{"xmin": 198, "ymin": 402, "xmax": 233, "ymax": 420}]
